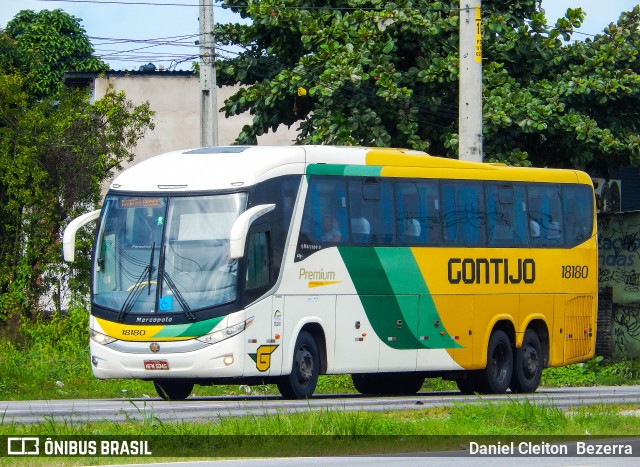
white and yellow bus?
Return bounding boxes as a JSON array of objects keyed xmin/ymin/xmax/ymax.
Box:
[{"xmin": 63, "ymin": 146, "xmax": 597, "ymax": 400}]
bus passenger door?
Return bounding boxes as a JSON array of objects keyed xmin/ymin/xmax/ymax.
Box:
[{"xmin": 333, "ymin": 295, "xmax": 379, "ymax": 373}]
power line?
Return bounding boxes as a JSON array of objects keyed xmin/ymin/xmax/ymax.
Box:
[
  {"xmin": 38, "ymin": 0, "xmax": 199, "ymax": 7},
  {"xmin": 37, "ymin": 0, "xmax": 461, "ymax": 13}
]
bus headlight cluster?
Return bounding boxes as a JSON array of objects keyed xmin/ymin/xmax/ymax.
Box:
[
  {"xmin": 90, "ymin": 329, "xmax": 118, "ymax": 345},
  {"xmin": 196, "ymin": 317, "xmax": 253, "ymax": 345}
]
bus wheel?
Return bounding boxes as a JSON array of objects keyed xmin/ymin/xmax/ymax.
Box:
[
  {"xmin": 477, "ymin": 330, "xmax": 513, "ymax": 394},
  {"xmin": 510, "ymin": 329, "xmax": 543, "ymax": 393},
  {"xmin": 154, "ymin": 380, "xmax": 193, "ymax": 401},
  {"xmin": 277, "ymin": 331, "xmax": 319, "ymax": 399}
]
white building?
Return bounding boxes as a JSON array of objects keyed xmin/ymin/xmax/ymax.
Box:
[{"xmin": 64, "ymin": 70, "xmax": 298, "ymax": 187}]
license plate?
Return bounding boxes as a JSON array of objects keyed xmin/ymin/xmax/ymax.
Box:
[{"xmin": 144, "ymin": 360, "xmax": 169, "ymax": 370}]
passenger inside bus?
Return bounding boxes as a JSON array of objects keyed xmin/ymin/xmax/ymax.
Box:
[{"xmin": 321, "ymin": 215, "xmax": 342, "ymax": 242}]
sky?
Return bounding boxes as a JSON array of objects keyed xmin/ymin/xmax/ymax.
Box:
[{"xmin": 0, "ymin": 0, "xmax": 639, "ymax": 71}]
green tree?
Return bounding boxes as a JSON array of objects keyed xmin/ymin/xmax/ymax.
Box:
[
  {"xmin": 0, "ymin": 73, "xmax": 154, "ymax": 321},
  {"xmin": 1, "ymin": 9, "xmax": 109, "ymax": 99},
  {"xmin": 0, "ymin": 11, "xmax": 154, "ymax": 322},
  {"xmin": 215, "ymin": 0, "xmax": 640, "ymax": 173}
]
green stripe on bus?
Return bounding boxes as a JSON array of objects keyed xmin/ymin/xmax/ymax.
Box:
[
  {"xmin": 375, "ymin": 248, "xmax": 460, "ymax": 348},
  {"xmin": 306, "ymin": 164, "xmax": 347, "ymax": 176},
  {"xmin": 306, "ymin": 164, "xmax": 382, "ymax": 177},
  {"xmin": 153, "ymin": 316, "xmax": 224, "ymax": 338},
  {"xmin": 344, "ymin": 165, "xmax": 383, "ymax": 177},
  {"xmin": 338, "ymin": 246, "xmax": 460, "ymax": 349}
]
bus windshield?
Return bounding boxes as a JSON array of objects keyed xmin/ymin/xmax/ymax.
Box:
[{"xmin": 93, "ymin": 193, "xmax": 247, "ymax": 316}]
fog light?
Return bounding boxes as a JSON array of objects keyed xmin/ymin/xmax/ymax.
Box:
[
  {"xmin": 223, "ymin": 355, "xmax": 234, "ymax": 366},
  {"xmin": 91, "ymin": 356, "xmax": 99, "ymax": 367}
]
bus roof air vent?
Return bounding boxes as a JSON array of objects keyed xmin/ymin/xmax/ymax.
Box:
[{"xmin": 183, "ymin": 147, "xmax": 250, "ymax": 155}]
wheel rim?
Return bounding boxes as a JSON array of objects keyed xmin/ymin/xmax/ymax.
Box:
[
  {"xmin": 295, "ymin": 345, "xmax": 314, "ymax": 387},
  {"xmin": 521, "ymin": 344, "xmax": 539, "ymax": 381},
  {"xmin": 491, "ymin": 342, "xmax": 509, "ymax": 384}
]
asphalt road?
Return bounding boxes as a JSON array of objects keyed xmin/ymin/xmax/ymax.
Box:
[{"xmin": 2, "ymin": 385, "xmax": 640, "ymax": 424}]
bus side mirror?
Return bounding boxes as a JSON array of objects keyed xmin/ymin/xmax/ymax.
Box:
[
  {"xmin": 229, "ymin": 204, "xmax": 275, "ymax": 259},
  {"xmin": 63, "ymin": 209, "xmax": 101, "ymax": 262}
]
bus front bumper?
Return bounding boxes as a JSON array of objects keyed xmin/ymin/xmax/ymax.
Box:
[{"xmin": 89, "ymin": 336, "xmax": 245, "ymax": 380}]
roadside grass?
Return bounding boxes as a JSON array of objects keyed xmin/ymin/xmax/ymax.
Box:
[
  {"xmin": 0, "ymin": 400, "xmax": 639, "ymax": 465},
  {"xmin": 1, "ymin": 307, "xmax": 640, "ymax": 400}
]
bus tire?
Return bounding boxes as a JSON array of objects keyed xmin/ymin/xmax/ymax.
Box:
[
  {"xmin": 477, "ymin": 330, "xmax": 513, "ymax": 394},
  {"xmin": 510, "ymin": 329, "xmax": 543, "ymax": 393},
  {"xmin": 277, "ymin": 331, "xmax": 319, "ymax": 399},
  {"xmin": 154, "ymin": 380, "xmax": 193, "ymax": 401}
]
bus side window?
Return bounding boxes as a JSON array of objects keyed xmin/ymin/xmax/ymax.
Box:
[
  {"xmin": 396, "ymin": 180, "xmax": 440, "ymax": 245},
  {"xmin": 349, "ymin": 178, "xmax": 395, "ymax": 244},
  {"xmin": 246, "ymin": 231, "xmax": 270, "ymax": 291},
  {"xmin": 527, "ymin": 184, "xmax": 564, "ymax": 246},
  {"xmin": 486, "ymin": 183, "xmax": 528, "ymax": 246},
  {"xmin": 563, "ymin": 185, "xmax": 594, "ymax": 247},
  {"xmin": 442, "ymin": 181, "xmax": 486, "ymax": 246},
  {"xmin": 300, "ymin": 177, "xmax": 348, "ymax": 244}
]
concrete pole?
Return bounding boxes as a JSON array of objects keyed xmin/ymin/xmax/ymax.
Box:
[
  {"xmin": 199, "ymin": 0, "xmax": 218, "ymax": 147},
  {"xmin": 459, "ymin": 1, "xmax": 483, "ymax": 162}
]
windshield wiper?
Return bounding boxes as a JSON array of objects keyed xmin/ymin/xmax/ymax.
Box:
[
  {"xmin": 160, "ymin": 271, "xmax": 195, "ymax": 320},
  {"xmin": 118, "ymin": 243, "xmax": 155, "ymax": 322}
]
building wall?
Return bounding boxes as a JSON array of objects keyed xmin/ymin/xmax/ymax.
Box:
[
  {"xmin": 93, "ymin": 74, "xmax": 297, "ymax": 175},
  {"xmin": 598, "ymin": 211, "xmax": 640, "ymax": 357}
]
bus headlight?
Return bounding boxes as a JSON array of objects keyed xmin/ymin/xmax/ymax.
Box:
[
  {"xmin": 90, "ymin": 328, "xmax": 118, "ymax": 345},
  {"xmin": 196, "ymin": 317, "xmax": 253, "ymax": 345}
]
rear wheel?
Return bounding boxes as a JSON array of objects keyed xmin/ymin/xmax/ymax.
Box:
[
  {"xmin": 510, "ymin": 329, "xmax": 543, "ymax": 393},
  {"xmin": 154, "ymin": 380, "xmax": 194, "ymax": 401},
  {"xmin": 277, "ymin": 331, "xmax": 319, "ymax": 399},
  {"xmin": 476, "ymin": 330, "xmax": 513, "ymax": 394}
]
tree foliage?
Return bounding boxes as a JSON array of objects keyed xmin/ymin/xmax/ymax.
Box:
[
  {"xmin": 215, "ymin": 0, "xmax": 640, "ymax": 172},
  {"xmin": 0, "ymin": 11, "xmax": 154, "ymax": 321},
  {"xmin": 1, "ymin": 9, "xmax": 109, "ymax": 99}
]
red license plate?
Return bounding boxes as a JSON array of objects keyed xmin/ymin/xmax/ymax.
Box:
[{"xmin": 144, "ymin": 360, "xmax": 169, "ymax": 370}]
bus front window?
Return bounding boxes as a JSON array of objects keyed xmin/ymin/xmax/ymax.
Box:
[
  {"xmin": 93, "ymin": 193, "xmax": 247, "ymax": 315},
  {"xmin": 93, "ymin": 196, "xmax": 167, "ymax": 314},
  {"xmin": 161, "ymin": 193, "xmax": 247, "ymax": 312}
]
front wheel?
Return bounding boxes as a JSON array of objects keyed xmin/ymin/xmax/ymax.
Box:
[
  {"xmin": 154, "ymin": 380, "xmax": 194, "ymax": 401},
  {"xmin": 476, "ymin": 330, "xmax": 513, "ymax": 394},
  {"xmin": 277, "ymin": 331, "xmax": 320, "ymax": 399},
  {"xmin": 510, "ymin": 329, "xmax": 543, "ymax": 393}
]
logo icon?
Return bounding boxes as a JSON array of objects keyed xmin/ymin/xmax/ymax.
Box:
[
  {"xmin": 149, "ymin": 342, "xmax": 160, "ymax": 353},
  {"xmin": 8, "ymin": 437, "xmax": 39, "ymax": 456},
  {"xmin": 249, "ymin": 345, "xmax": 279, "ymax": 372}
]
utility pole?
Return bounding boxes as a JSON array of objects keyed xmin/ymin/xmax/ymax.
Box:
[
  {"xmin": 199, "ymin": 0, "xmax": 218, "ymax": 147},
  {"xmin": 458, "ymin": 1, "xmax": 483, "ymax": 162}
]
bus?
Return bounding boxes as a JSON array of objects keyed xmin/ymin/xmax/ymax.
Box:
[{"xmin": 63, "ymin": 146, "xmax": 597, "ymax": 400}]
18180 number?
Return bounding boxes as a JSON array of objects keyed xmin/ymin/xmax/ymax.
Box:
[{"xmin": 562, "ymin": 265, "xmax": 589, "ymax": 279}]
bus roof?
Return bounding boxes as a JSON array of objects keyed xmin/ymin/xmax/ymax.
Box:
[{"xmin": 109, "ymin": 146, "xmax": 591, "ymax": 193}]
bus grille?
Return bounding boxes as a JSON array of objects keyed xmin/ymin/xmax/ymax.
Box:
[{"xmin": 564, "ymin": 296, "xmax": 595, "ymax": 362}]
